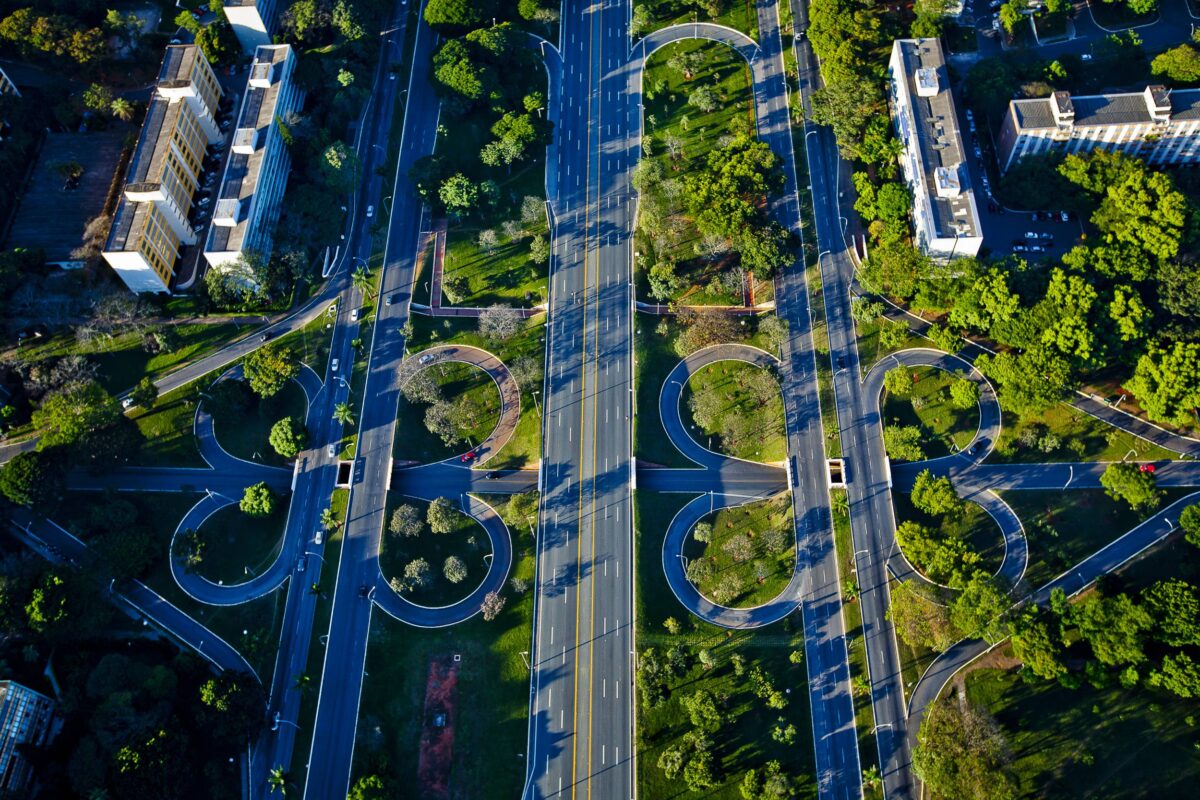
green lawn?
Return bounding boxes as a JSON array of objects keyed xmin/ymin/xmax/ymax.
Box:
[
  {"xmin": 130, "ymin": 382, "xmax": 205, "ymax": 468},
  {"xmin": 379, "ymin": 494, "xmax": 492, "ymax": 607},
  {"xmin": 634, "ymin": 318, "xmax": 693, "ymax": 468},
  {"xmin": 683, "ymin": 359, "xmax": 787, "ymax": 463},
  {"xmin": 406, "ymin": 314, "xmax": 544, "ymax": 469},
  {"xmin": 893, "ymin": 492, "xmax": 1005, "ymax": 586},
  {"xmin": 208, "ymin": 379, "xmax": 307, "ymax": 467},
  {"xmin": 291, "ymin": 488, "xmax": 347, "ymax": 781},
  {"xmin": 349, "ymin": 501, "xmax": 537, "ymax": 797},
  {"xmin": 1000, "ymin": 489, "xmax": 1194, "ymax": 590},
  {"xmin": 7, "ymin": 322, "xmax": 244, "ymax": 395},
  {"xmin": 192, "ymin": 504, "xmax": 288, "ymax": 587},
  {"xmin": 393, "ymin": 362, "xmax": 502, "ymax": 464},
  {"xmin": 853, "ymin": 316, "xmax": 926, "ymax": 374},
  {"xmin": 277, "ymin": 306, "xmax": 339, "ymax": 374},
  {"xmin": 634, "ymin": 491, "xmax": 817, "ymax": 798},
  {"xmin": 965, "ymin": 664, "xmax": 1200, "ymax": 799},
  {"xmin": 882, "ymin": 366, "xmax": 979, "ymax": 458},
  {"xmin": 634, "ymin": 0, "xmax": 759, "ymax": 38},
  {"xmin": 435, "ymin": 86, "xmax": 549, "ymax": 309},
  {"xmin": 683, "ymin": 493, "xmax": 794, "ymax": 609},
  {"xmin": 56, "ymin": 491, "xmax": 284, "ymax": 678},
  {"xmin": 635, "ymin": 38, "xmax": 756, "ymax": 302},
  {"xmin": 830, "ymin": 490, "xmax": 882, "ymax": 799},
  {"xmin": 990, "ymin": 403, "xmax": 1182, "ymax": 464}
]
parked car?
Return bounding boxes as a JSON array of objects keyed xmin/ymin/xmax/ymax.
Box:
[
  {"xmin": 1024, "ymin": 231, "xmax": 1040, "ymax": 240},
  {"xmin": 122, "ymin": 397, "xmax": 135, "ymax": 410},
  {"xmin": 1013, "ymin": 244, "xmax": 1029, "ymax": 253},
  {"xmin": 1139, "ymin": 464, "xmax": 1156, "ymax": 474},
  {"xmin": 1028, "ymin": 245, "xmax": 1046, "ymax": 253},
  {"xmin": 1060, "ymin": 211, "xmax": 1070, "ymax": 222}
]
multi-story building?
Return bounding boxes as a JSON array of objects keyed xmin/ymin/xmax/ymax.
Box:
[
  {"xmin": 997, "ymin": 85, "xmax": 1200, "ymax": 172},
  {"xmin": 103, "ymin": 45, "xmax": 223, "ymax": 293},
  {"xmin": 887, "ymin": 38, "xmax": 983, "ymax": 260},
  {"xmin": 0, "ymin": 681, "xmax": 59, "ymax": 796},
  {"xmin": 205, "ymin": 44, "xmax": 303, "ymax": 271},
  {"xmin": 223, "ymin": 0, "xmax": 279, "ymax": 53}
]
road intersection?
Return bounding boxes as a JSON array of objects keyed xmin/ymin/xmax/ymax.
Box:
[{"xmin": 7, "ymin": 2, "xmax": 1200, "ymax": 798}]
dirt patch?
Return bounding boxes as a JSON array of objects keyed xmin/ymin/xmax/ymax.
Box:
[
  {"xmin": 951, "ymin": 644, "xmax": 1022, "ymax": 698},
  {"xmin": 417, "ymin": 653, "xmax": 461, "ymax": 800}
]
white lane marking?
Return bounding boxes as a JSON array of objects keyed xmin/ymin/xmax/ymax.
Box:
[
  {"xmin": 562, "ymin": 645, "xmax": 566, "ymax": 665},
  {"xmin": 551, "ymin": 626, "xmax": 555, "ymax": 645},
  {"xmin": 603, "ymin": 679, "xmax": 606, "ymax": 698}
]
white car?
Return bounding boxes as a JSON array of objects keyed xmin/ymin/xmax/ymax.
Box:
[
  {"xmin": 419, "ymin": 353, "xmax": 434, "ymax": 365},
  {"xmin": 314, "ymin": 529, "xmax": 323, "ymax": 545},
  {"xmin": 331, "ymin": 358, "xmax": 340, "ymax": 372},
  {"xmin": 366, "ymin": 205, "xmax": 374, "ymax": 219},
  {"xmin": 350, "ymin": 308, "xmax": 360, "ymax": 321},
  {"xmin": 121, "ymin": 397, "xmax": 135, "ymax": 410}
]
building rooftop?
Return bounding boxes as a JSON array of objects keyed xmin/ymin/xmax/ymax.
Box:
[
  {"xmin": 157, "ymin": 44, "xmax": 200, "ymax": 88},
  {"xmin": 207, "ymin": 45, "xmax": 290, "ymax": 254},
  {"xmin": 105, "ymin": 195, "xmax": 148, "ymax": 253},
  {"xmin": 1012, "ymin": 87, "xmax": 1200, "ymax": 130},
  {"xmin": 123, "ymin": 96, "xmax": 181, "ymax": 190},
  {"xmin": 892, "ymin": 38, "xmax": 980, "ymax": 242}
]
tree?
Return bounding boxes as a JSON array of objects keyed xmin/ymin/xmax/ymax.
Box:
[
  {"xmin": 320, "ymin": 140, "xmax": 357, "ymax": 193},
  {"xmin": 912, "ymin": 700, "xmax": 1017, "ymax": 800},
  {"xmin": 268, "ymin": 766, "xmax": 289, "ymax": 795},
  {"xmin": 439, "ymin": 173, "xmax": 479, "ymax": 214},
  {"xmin": 129, "ymin": 377, "xmax": 159, "ymax": 409},
  {"xmin": 403, "ymin": 558, "xmax": 432, "ymax": 591},
  {"xmin": 83, "ymin": 83, "xmax": 114, "ymax": 113},
  {"xmin": 758, "ymin": 315, "xmax": 789, "ymax": 352},
  {"xmin": 887, "ymin": 581, "xmax": 956, "ymax": 652},
  {"xmin": 267, "ymin": 416, "xmax": 307, "ymax": 459},
  {"xmin": 688, "ymin": 85, "xmax": 720, "ymax": 112},
  {"xmin": 1074, "ymin": 592, "xmax": 1152, "ymax": 666},
  {"xmin": 423, "ymin": 0, "xmax": 494, "ymax": 35},
  {"xmin": 998, "ymin": 1, "xmax": 1024, "ymax": 34},
  {"xmin": 1010, "ymin": 617, "xmax": 1066, "ymax": 680},
  {"xmin": 198, "ymin": 671, "xmax": 266, "ymax": 743},
  {"xmin": 348, "ymin": 774, "xmax": 390, "ymax": 800},
  {"xmin": 950, "ymin": 573, "xmax": 1010, "ymax": 641},
  {"xmin": 443, "ymin": 555, "xmax": 468, "ymax": 584},
  {"xmin": 1124, "ymin": 342, "xmax": 1200, "ymax": 427},
  {"xmin": 529, "ymin": 234, "xmax": 550, "ymax": 265},
  {"xmin": 681, "ymin": 689, "xmax": 723, "ymax": 731},
  {"xmin": 1148, "ymin": 652, "xmax": 1200, "ymax": 699},
  {"xmin": 32, "ymin": 380, "xmax": 122, "ymax": 451},
  {"xmin": 0, "ymin": 451, "xmax": 65, "ymax": 507},
  {"xmin": 949, "ymin": 378, "xmax": 979, "ymax": 410},
  {"xmin": 111, "ymin": 97, "xmax": 135, "ymax": 121},
  {"xmin": 333, "ymin": 402, "xmax": 355, "ymax": 427},
  {"xmin": 884, "ymin": 367, "xmax": 912, "ymax": 398},
  {"xmin": 683, "ymin": 750, "xmax": 715, "ymax": 791},
  {"xmin": 243, "ymin": 344, "xmax": 299, "ymax": 399},
  {"xmin": 389, "ymin": 503, "xmax": 424, "ymax": 537},
  {"xmin": 351, "ymin": 265, "xmax": 374, "ymax": 299},
  {"xmin": 911, "ymin": 470, "xmax": 963, "ymax": 517},
  {"xmin": 428, "ymin": 497, "xmax": 458, "ymax": 533},
  {"xmin": 1100, "ymin": 462, "xmax": 1164, "ymax": 512},
  {"xmin": 240, "ymin": 482, "xmax": 277, "ymax": 518},
  {"xmin": 1183, "ymin": 504, "xmax": 1200, "ymax": 548},
  {"xmin": 883, "ymin": 425, "xmax": 925, "ymax": 462},
  {"xmin": 479, "ymin": 305, "xmax": 523, "ymax": 340},
  {"xmin": 481, "ymin": 590, "xmax": 506, "ymax": 620},
  {"xmin": 25, "ymin": 572, "xmax": 69, "ymax": 634},
  {"xmin": 1142, "ymin": 579, "xmax": 1200, "ymax": 647}
]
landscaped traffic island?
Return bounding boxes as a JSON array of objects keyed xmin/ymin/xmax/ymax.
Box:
[
  {"xmin": 394, "ymin": 361, "xmax": 502, "ymax": 463},
  {"xmin": 683, "ymin": 494, "xmax": 795, "ymax": 608},
  {"xmin": 683, "ymin": 359, "xmax": 786, "ymax": 462},
  {"xmin": 380, "ymin": 495, "xmax": 493, "ymax": 607}
]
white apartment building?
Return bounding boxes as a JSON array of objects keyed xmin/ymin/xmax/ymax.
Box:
[
  {"xmin": 997, "ymin": 86, "xmax": 1200, "ymax": 172},
  {"xmin": 204, "ymin": 44, "xmax": 303, "ymax": 271},
  {"xmin": 103, "ymin": 45, "xmax": 223, "ymax": 293},
  {"xmin": 223, "ymin": 0, "xmax": 279, "ymax": 53},
  {"xmin": 887, "ymin": 38, "xmax": 983, "ymax": 261}
]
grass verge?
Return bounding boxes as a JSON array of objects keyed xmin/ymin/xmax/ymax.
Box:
[
  {"xmin": 193, "ymin": 504, "xmax": 288, "ymax": 587},
  {"xmin": 378, "ymin": 493, "xmax": 492, "ymax": 607},
  {"xmin": 682, "ymin": 359, "xmax": 787, "ymax": 463},
  {"xmin": 393, "ymin": 362, "xmax": 502, "ymax": 463},
  {"xmin": 682, "ymin": 493, "xmax": 795, "ymax": 609},
  {"xmin": 882, "ymin": 366, "xmax": 979, "ymax": 458}
]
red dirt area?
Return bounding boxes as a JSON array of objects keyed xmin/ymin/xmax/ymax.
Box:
[{"xmin": 417, "ymin": 654, "xmax": 461, "ymax": 799}]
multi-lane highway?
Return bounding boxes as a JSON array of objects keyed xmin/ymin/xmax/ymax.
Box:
[{"xmin": 525, "ymin": 2, "xmax": 636, "ymax": 796}]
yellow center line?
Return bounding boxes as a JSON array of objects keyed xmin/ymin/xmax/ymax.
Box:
[
  {"xmin": 569, "ymin": 3, "xmax": 597, "ymax": 798},
  {"xmin": 584, "ymin": 8, "xmax": 606, "ymax": 798}
]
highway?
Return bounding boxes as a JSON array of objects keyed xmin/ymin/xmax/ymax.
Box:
[
  {"xmin": 525, "ymin": 1, "xmax": 636, "ymax": 797},
  {"xmin": 300, "ymin": 2, "xmax": 441, "ymax": 796}
]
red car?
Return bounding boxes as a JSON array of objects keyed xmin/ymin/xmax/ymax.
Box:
[
  {"xmin": 1138, "ymin": 463, "xmax": 1156, "ymax": 474},
  {"xmin": 460, "ymin": 450, "xmax": 476, "ymax": 463}
]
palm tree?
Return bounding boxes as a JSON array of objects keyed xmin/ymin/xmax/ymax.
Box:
[
  {"xmin": 320, "ymin": 507, "xmax": 337, "ymax": 530},
  {"xmin": 862, "ymin": 765, "xmax": 881, "ymax": 790},
  {"xmin": 294, "ymin": 674, "xmax": 311, "ymax": 692},
  {"xmin": 351, "ymin": 265, "xmax": 374, "ymax": 299},
  {"xmin": 110, "ymin": 97, "xmax": 135, "ymax": 121},
  {"xmin": 333, "ymin": 402, "xmax": 355, "ymax": 426},
  {"xmin": 269, "ymin": 767, "xmax": 289, "ymax": 796}
]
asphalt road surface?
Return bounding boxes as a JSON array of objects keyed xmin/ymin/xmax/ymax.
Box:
[{"xmin": 524, "ymin": 3, "xmax": 636, "ymax": 797}]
